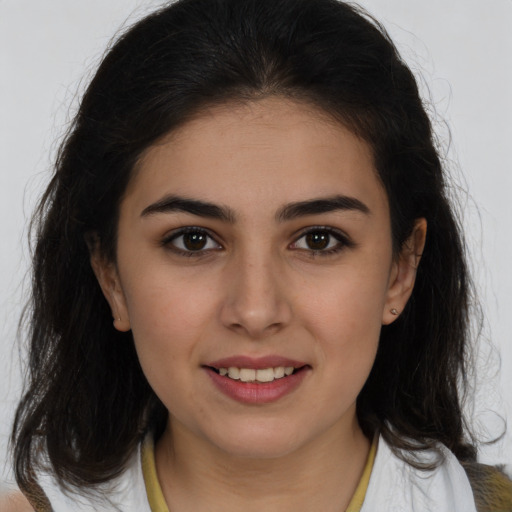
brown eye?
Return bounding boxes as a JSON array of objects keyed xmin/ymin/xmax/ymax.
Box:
[
  {"xmin": 165, "ymin": 228, "xmax": 221, "ymax": 254},
  {"xmin": 183, "ymin": 232, "xmax": 208, "ymax": 251},
  {"xmin": 305, "ymin": 232, "xmax": 330, "ymax": 250},
  {"xmin": 290, "ymin": 228, "xmax": 350, "ymax": 255}
]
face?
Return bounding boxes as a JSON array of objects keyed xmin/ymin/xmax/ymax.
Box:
[{"xmin": 93, "ymin": 97, "xmax": 424, "ymax": 459}]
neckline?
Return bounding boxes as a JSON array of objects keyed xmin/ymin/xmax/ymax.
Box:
[{"xmin": 140, "ymin": 434, "xmax": 377, "ymax": 512}]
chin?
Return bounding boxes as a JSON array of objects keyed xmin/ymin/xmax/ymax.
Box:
[
  {"xmin": 215, "ymin": 435, "xmax": 302, "ymax": 460},
  {"xmin": 201, "ymin": 417, "xmax": 318, "ymax": 460}
]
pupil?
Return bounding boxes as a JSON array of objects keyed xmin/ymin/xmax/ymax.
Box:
[
  {"xmin": 183, "ymin": 232, "xmax": 207, "ymax": 251},
  {"xmin": 306, "ymin": 232, "xmax": 329, "ymax": 250}
]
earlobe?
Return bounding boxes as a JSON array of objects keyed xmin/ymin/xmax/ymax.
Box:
[
  {"xmin": 382, "ymin": 218, "xmax": 427, "ymax": 325},
  {"xmin": 87, "ymin": 234, "xmax": 131, "ymax": 332}
]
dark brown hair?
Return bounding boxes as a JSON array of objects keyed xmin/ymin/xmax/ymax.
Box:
[{"xmin": 13, "ymin": 0, "xmax": 476, "ymax": 495}]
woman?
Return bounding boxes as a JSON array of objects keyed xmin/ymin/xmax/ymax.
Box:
[{"xmin": 9, "ymin": 0, "xmax": 512, "ymax": 510}]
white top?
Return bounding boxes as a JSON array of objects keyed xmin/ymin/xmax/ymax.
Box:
[
  {"xmin": 38, "ymin": 435, "xmax": 477, "ymax": 511},
  {"xmin": 37, "ymin": 447, "xmax": 151, "ymax": 512},
  {"xmin": 361, "ymin": 437, "xmax": 477, "ymax": 512}
]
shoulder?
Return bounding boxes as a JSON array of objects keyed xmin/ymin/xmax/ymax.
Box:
[
  {"xmin": 362, "ymin": 435, "xmax": 478, "ymax": 512},
  {"xmin": 462, "ymin": 461, "xmax": 512, "ymax": 512},
  {"xmin": 25, "ymin": 443, "xmax": 151, "ymax": 512},
  {"xmin": 0, "ymin": 490, "xmax": 35, "ymax": 512}
]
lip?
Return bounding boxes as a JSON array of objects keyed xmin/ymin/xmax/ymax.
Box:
[
  {"xmin": 206, "ymin": 355, "xmax": 307, "ymax": 370},
  {"xmin": 204, "ymin": 356, "xmax": 310, "ymax": 405}
]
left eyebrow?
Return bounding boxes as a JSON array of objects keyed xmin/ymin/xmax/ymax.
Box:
[
  {"xmin": 276, "ymin": 195, "xmax": 371, "ymax": 222},
  {"xmin": 140, "ymin": 195, "xmax": 236, "ymax": 222}
]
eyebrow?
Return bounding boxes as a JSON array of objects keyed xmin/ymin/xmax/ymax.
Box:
[
  {"xmin": 140, "ymin": 195, "xmax": 236, "ymax": 222},
  {"xmin": 140, "ymin": 194, "xmax": 370, "ymax": 222},
  {"xmin": 276, "ymin": 195, "xmax": 370, "ymax": 222}
]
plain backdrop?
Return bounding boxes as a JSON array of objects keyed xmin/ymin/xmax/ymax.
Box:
[{"xmin": 1, "ymin": 0, "xmax": 511, "ymax": 485}]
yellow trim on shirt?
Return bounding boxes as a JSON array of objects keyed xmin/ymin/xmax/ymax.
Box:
[
  {"xmin": 141, "ymin": 434, "xmax": 377, "ymax": 512},
  {"xmin": 346, "ymin": 436, "xmax": 378, "ymax": 512},
  {"xmin": 141, "ymin": 435, "xmax": 170, "ymax": 512}
]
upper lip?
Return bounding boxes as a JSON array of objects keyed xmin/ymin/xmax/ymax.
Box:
[{"xmin": 206, "ymin": 355, "xmax": 308, "ymax": 370}]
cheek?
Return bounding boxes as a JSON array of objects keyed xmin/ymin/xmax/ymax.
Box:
[
  {"xmin": 120, "ymin": 278, "xmax": 215, "ymax": 420},
  {"xmin": 119, "ymin": 269, "xmax": 220, "ymax": 382},
  {"xmin": 296, "ymin": 257, "xmax": 390, "ymax": 394},
  {"xmin": 311, "ymin": 291, "xmax": 382, "ymax": 384},
  {"xmin": 121, "ymin": 256, "xmax": 219, "ymax": 333},
  {"xmin": 299, "ymin": 261, "xmax": 390, "ymax": 344}
]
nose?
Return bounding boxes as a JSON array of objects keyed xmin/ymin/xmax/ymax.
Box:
[{"xmin": 219, "ymin": 251, "xmax": 292, "ymax": 339}]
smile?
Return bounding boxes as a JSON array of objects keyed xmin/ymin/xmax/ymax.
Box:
[
  {"xmin": 205, "ymin": 357, "xmax": 310, "ymax": 404},
  {"xmin": 215, "ymin": 366, "xmax": 295, "ymax": 383}
]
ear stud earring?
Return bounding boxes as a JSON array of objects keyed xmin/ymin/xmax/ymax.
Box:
[{"xmin": 390, "ymin": 308, "xmax": 399, "ymax": 316}]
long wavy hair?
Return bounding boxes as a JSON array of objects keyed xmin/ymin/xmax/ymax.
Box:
[{"xmin": 13, "ymin": 0, "xmax": 477, "ymax": 495}]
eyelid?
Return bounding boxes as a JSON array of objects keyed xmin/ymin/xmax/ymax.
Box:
[
  {"xmin": 160, "ymin": 225, "xmax": 353, "ymax": 257},
  {"xmin": 289, "ymin": 226, "xmax": 354, "ymax": 253}
]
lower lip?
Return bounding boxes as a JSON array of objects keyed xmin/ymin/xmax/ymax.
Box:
[{"xmin": 205, "ymin": 367, "xmax": 309, "ymax": 404}]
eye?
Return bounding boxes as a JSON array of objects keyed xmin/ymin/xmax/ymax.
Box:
[
  {"xmin": 163, "ymin": 228, "xmax": 222, "ymax": 254},
  {"xmin": 290, "ymin": 227, "xmax": 351, "ymax": 254}
]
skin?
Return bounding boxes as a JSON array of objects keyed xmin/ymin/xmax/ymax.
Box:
[
  {"xmin": 0, "ymin": 491, "xmax": 34, "ymax": 512},
  {"xmin": 92, "ymin": 97, "xmax": 426, "ymax": 511}
]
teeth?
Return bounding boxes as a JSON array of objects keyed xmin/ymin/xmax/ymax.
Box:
[
  {"xmin": 239, "ymin": 369, "xmax": 256, "ymax": 382},
  {"xmin": 218, "ymin": 366, "xmax": 298, "ymax": 382},
  {"xmin": 274, "ymin": 366, "xmax": 285, "ymax": 379},
  {"xmin": 256, "ymin": 368, "xmax": 274, "ymax": 382},
  {"xmin": 227, "ymin": 367, "xmax": 240, "ymax": 379}
]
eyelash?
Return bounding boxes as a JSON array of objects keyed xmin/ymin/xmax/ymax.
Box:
[
  {"xmin": 161, "ymin": 226, "xmax": 354, "ymax": 257},
  {"xmin": 161, "ymin": 227, "xmax": 222, "ymax": 257},
  {"xmin": 290, "ymin": 226, "xmax": 354, "ymax": 257}
]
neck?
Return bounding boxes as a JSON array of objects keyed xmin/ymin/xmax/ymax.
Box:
[{"xmin": 155, "ymin": 415, "xmax": 371, "ymax": 512}]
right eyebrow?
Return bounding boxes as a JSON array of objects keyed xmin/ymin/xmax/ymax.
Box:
[
  {"xmin": 140, "ymin": 195, "xmax": 236, "ymax": 223},
  {"xmin": 276, "ymin": 195, "xmax": 371, "ymax": 222}
]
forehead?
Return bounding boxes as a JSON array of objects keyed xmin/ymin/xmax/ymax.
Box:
[{"xmin": 124, "ymin": 97, "xmax": 387, "ymax": 218}]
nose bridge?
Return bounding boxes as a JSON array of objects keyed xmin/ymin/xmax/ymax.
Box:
[{"xmin": 220, "ymin": 243, "xmax": 291, "ymax": 338}]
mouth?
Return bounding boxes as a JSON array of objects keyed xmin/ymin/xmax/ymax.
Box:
[
  {"xmin": 208, "ymin": 365, "xmax": 306, "ymax": 383},
  {"xmin": 204, "ymin": 357, "xmax": 310, "ymax": 404}
]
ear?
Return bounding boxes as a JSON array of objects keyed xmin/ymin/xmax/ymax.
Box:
[
  {"xmin": 86, "ymin": 234, "xmax": 131, "ymax": 332},
  {"xmin": 382, "ymin": 218, "xmax": 427, "ymax": 325}
]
